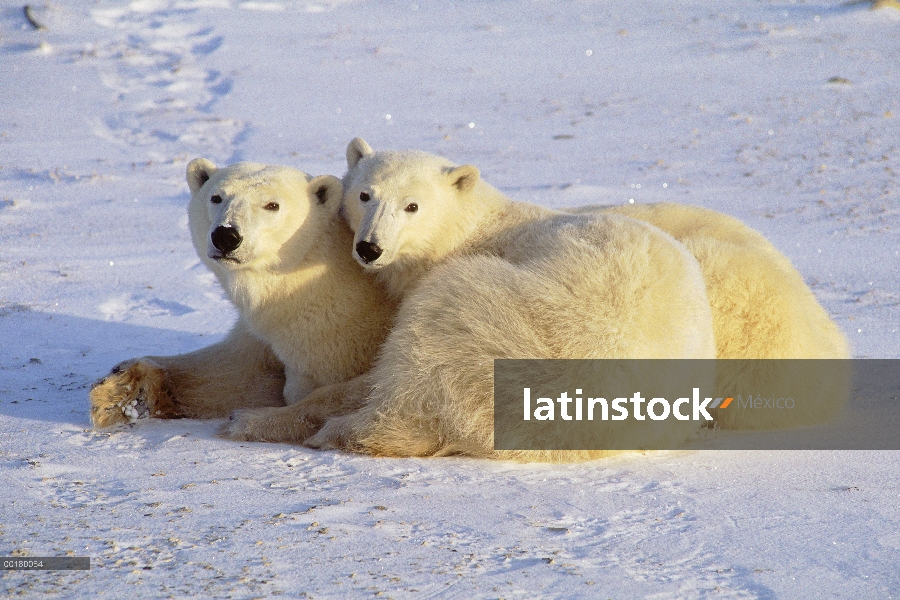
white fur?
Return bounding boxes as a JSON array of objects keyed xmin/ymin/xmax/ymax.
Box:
[{"xmin": 571, "ymin": 202, "xmax": 851, "ymax": 429}]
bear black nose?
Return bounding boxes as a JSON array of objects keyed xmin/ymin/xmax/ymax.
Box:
[
  {"xmin": 211, "ymin": 225, "xmax": 243, "ymax": 254},
  {"xmin": 355, "ymin": 240, "xmax": 383, "ymax": 264}
]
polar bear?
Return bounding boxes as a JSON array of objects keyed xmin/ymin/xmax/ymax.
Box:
[
  {"xmin": 294, "ymin": 140, "xmax": 849, "ymax": 458},
  {"xmin": 289, "ymin": 138, "xmax": 716, "ymax": 460},
  {"xmin": 90, "ymin": 159, "xmax": 396, "ymax": 437}
]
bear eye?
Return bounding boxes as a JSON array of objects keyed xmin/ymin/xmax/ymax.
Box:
[
  {"xmin": 405, "ymin": 203, "xmax": 418, "ymax": 213},
  {"xmin": 359, "ymin": 192, "xmax": 370, "ymax": 202},
  {"xmin": 210, "ymin": 194, "xmax": 223, "ymax": 204},
  {"xmin": 264, "ymin": 202, "xmax": 279, "ymax": 211}
]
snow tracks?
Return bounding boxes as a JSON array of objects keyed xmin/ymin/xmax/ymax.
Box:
[{"xmin": 88, "ymin": 1, "xmax": 242, "ymax": 166}]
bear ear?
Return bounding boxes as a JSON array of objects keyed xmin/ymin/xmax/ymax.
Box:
[
  {"xmin": 448, "ymin": 164, "xmax": 480, "ymax": 193},
  {"xmin": 309, "ymin": 174, "xmax": 343, "ymax": 213},
  {"xmin": 346, "ymin": 138, "xmax": 374, "ymax": 169},
  {"xmin": 187, "ymin": 158, "xmax": 217, "ymax": 194}
]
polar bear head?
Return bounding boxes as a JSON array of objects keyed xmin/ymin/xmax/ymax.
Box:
[
  {"xmin": 186, "ymin": 159, "xmax": 342, "ymax": 274},
  {"xmin": 341, "ymin": 138, "xmax": 483, "ymax": 270}
]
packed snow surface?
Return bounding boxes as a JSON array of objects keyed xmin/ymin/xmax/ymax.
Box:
[{"xmin": 1, "ymin": 0, "xmax": 898, "ymax": 597}]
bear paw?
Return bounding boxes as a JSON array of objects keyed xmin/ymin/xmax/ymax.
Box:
[
  {"xmin": 303, "ymin": 414, "xmax": 355, "ymax": 451},
  {"xmin": 218, "ymin": 406, "xmax": 318, "ymax": 444},
  {"xmin": 89, "ymin": 359, "xmax": 176, "ymax": 428}
]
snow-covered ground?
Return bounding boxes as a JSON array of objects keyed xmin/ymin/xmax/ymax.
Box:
[{"xmin": 1, "ymin": 0, "xmax": 898, "ymax": 597}]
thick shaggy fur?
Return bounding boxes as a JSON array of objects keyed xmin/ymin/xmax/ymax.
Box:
[
  {"xmin": 300, "ymin": 139, "xmax": 717, "ymax": 460},
  {"xmin": 571, "ymin": 203, "xmax": 851, "ymax": 429},
  {"xmin": 90, "ymin": 160, "xmax": 395, "ymax": 434}
]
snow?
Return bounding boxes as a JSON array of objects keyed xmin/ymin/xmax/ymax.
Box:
[{"xmin": 1, "ymin": 0, "xmax": 898, "ymax": 597}]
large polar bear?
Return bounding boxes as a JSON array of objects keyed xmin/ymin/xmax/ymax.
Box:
[
  {"xmin": 295, "ymin": 139, "xmax": 849, "ymax": 458},
  {"xmin": 289, "ymin": 138, "xmax": 718, "ymax": 460},
  {"xmin": 90, "ymin": 159, "xmax": 395, "ymax": 435}
]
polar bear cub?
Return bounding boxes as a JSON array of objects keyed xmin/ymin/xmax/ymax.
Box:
[
  {"xmin": 301, "ymin": 139, "xmax": 716, "ymax": 460},
  {"xmin": 90, "ymin": 160, "xmax": 395, "ymax": 437}
]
